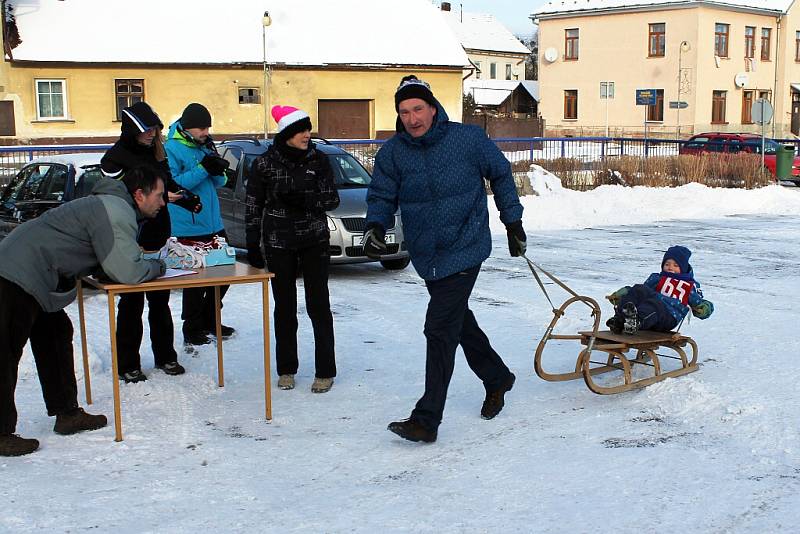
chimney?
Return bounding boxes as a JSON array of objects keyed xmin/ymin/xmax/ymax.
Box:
[{"xmin": 441, "ymin": 2, "xmax": 451, "ymax": 11}]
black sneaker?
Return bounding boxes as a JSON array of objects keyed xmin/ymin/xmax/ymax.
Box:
[
  {"xmin": 622, "ymin": 302, "xmax": 640, "ymax": 335},
  {"xmin": 156, "ymin": 361, "xmax": 186, "ymax": 376},
  {"xmin": 481, "ymin": 372, "xmax": 516, "ymax": 420},
  {"xmin": 184, "ymin": 331, "xmax": 212, "ymax": 346},
  {"xmin": 606, "ymin": 316, "xmax": 624, "ymax": 335},
  {"xmin": 387, "ymin": 419, "xmax": 437, "ymax": 443},
  {"xmin": 0, "ymin": 434, "xmax": 39, "ymax": 456},
  {"xmin": 53, "ymin": 407, "xmax": 107, "ymax": 435},
  {"xmin": 119, "ymin": 369, "xmax": 147, "ymax": 383},
  {"xmin": 204, "ymin": 324, "xmax": 236, "ymax": 339}
]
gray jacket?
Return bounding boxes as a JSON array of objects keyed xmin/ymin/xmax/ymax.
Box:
[{"xmin": 0, "ymin": 178, "xmax": 165, "ymax": 312}]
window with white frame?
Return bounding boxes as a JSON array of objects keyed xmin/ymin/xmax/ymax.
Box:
[{"xmin": 35, "ymin": 79, "xmax": 67, "ymax": 120}]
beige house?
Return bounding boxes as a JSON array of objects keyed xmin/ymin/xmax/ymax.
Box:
[
  {"xmin": 439, "ymin": 2, "xmax": 531, "ymax": 81},
  {"xmin": 0, "ymin": 0, "xmax": 468, "ymax": 144},
  {"xmin": 533, "ymin": 0, "xmax": 800, "ymax": 138}
]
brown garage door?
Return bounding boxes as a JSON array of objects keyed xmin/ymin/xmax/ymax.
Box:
[
  {"xmin": 318, "ymin": 100, "xmax": 370, "ymax": 139},
  {"xmin": 0, "ymin": 101, "xmax": 15, "ymax": 136}
]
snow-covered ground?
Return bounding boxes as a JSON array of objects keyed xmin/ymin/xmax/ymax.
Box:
[{"xmin": 4, "ymin": 184, "xmax": 800, "ymax": 533}]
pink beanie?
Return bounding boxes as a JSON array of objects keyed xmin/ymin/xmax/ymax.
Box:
[{"xmin": 271, "ymin": 105, "xmax": 311, "ymax": 134}]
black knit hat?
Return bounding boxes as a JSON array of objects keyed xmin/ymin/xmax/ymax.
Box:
[
  {"xmin": 180, "ymin": 103, "xmax": 212, "ymax": 129},
  {"xmin": 394, "ymin": 75, "xmax": 437, "ymax": 111},
  {"xmin": 120, "ymin": 101, "xmax": 163, "ymax": 141}
]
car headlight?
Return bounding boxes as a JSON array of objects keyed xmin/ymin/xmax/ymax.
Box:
[{"xmin": 327, "ymin": 216, "xmax": 337, "ymax": 231}]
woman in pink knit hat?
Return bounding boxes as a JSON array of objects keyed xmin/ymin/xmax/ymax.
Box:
[{"xmin": 244, "ymin": 105, "xmax": 340, "ymax": 393}]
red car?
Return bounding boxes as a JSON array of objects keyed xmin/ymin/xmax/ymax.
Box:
[{"xmin": 679, "ymin": 132, "xmax": 800, "ymax": 180}]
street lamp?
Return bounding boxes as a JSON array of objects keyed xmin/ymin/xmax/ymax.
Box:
[
  {"xmin": 262, "ymin": 11, "xmax": 272, "ymax": 139},
  {"xmin": 676, "ymin": 40, "xmax": 690, "ymax": 139}
]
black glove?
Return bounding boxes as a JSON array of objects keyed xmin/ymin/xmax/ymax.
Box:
[
  {"xmin": 200, "ymin": 154, "xmax": 229, "ymax": 176},
  {"xmin": 505, "ymin": 220, "xmax": 527, "ymax": 257},
  {"xmin": 247, "ymin": 246, "xmax": 266, "ymax": 269},
  {"xmin": 363, "ymin": 225, "xmax": 387, "ymax": 260},
  {"xmin": 172, "ymin": 189, "xmax": 203, "ymax": 214}
]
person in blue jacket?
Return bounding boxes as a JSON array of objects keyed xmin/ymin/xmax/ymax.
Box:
[
  {"xmin": 363, "ymin": 75, "xmax": 527, "ymax": 443},
  {"xmin": 606, "ymin": 245, "xmax": 714, "ymax": 335},
  {"xmin": 165, "ymin": 103, "xmax": 233, "ymax": 348}
]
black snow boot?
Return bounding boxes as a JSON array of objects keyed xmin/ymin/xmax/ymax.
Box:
[
  {"xmin": 0, "ymin": 434, "xmax": 40, "ymax": 456},
  {"xmin": 481, "ymin": 372, "xmax": 516, "ymax": 420},
  {"xmin": 622, "ymin": 302, "xmax": 640, "ymax": 335},
  {"xmin": 606, "ymin": 316, "xmax": 624, "ymax": 334},
  {"xmin": 387, "ymin": 419, "xmax": 437, "ymax": 443},
  {"xmin": 53, "ymin": 407, "xmax": 108, "ymax": 435}
]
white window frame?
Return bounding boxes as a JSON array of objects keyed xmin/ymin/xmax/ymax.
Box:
[{"xmin": 35, "ymin": 79, "xmax": 68, "ymax": 120}]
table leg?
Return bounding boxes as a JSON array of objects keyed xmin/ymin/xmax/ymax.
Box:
[
  {"xmin": 77, "ymin": 279, "xmax": 92, "ymax": 405},
  {"xmin": 262, "ymin": 279, "xmax": 272, "ymax": 421},
  {"xmin": 108, "ymin": 291, "xmax": 123, "ymax": 442},
  {"xmin": 215, "ymin": 285, "xmax": 224, "ymax": 387}
]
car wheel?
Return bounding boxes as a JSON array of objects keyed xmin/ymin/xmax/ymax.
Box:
[{"xmin": 380, "ymin": 257, "xmax": 410, "ymax": 270}]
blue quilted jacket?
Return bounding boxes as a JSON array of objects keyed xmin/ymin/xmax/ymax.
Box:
[
  {"xmin": 366, "ymin": 102, "xmax": 522, "ymax": 281},
  {"xmin": 643, "ymin": 270, "xmax": 708, "ymax": 322}
]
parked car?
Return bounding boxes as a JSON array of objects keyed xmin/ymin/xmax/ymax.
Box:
[
  {"xmin": 679, "ymin": 132, "xmax": 800, "ymax": 180},
  {"xmin": 215, "ymin": 138, "xmax": 410, "ymax": 270},
  {"xmin": 0, "ymin": 154, "xmax": 104, "ymax": 239}
]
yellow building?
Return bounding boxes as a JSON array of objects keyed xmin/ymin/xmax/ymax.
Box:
[
  {"xmin": 533, "ymin": 0, "xmax": 800, "ymax": 138},
  {"xmin": 0, "ymin": 0, "xmax": 468, "ymax": 144}
]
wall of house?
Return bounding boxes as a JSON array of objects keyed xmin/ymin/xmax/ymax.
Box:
[
  {"xmin": 776, "ymin": 5, "xmax": 800, "ymax": 136},
  {"xmin": 0, "ymin": 64, "xmax": 464, "ymax": 143},
  {"xmin": 537, "ymin": 6, "xmax": 787, "ymax": 137},
  {"xmin": 469, "ymin": 52, "xmax": 528, "ymax": 81}
]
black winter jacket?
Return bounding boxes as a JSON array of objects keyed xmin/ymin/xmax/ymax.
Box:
[
  {"xmin": 245, "ymin": 142, "xmax": 340, "ymax": 250},
  {"xmin": 101, "ymin": 102, "xmax": 181, "ymax": 250}
]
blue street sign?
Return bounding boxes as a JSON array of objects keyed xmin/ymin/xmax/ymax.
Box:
[{"xmin": 636, "ymin": 89, "xmax": 657, "ymax": 106}]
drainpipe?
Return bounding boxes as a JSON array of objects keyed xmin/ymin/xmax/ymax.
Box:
[{"xmin": 773, "ymin": 15, "xmax": 781, "ymax": 138}]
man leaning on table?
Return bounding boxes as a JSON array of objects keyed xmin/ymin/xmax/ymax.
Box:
[{"xmin": 0, "ymin": 167, "xmax": 167, "ymax": 457}]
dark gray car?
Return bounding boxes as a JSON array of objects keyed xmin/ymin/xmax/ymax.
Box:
[{"xmin": 215, "ymin": 139, "xmax": 410, "ymax": 270}]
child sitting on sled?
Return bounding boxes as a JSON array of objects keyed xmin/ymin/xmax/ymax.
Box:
[{"xmin": 606, "ymin": 245, "xmax": 714, "ymax": 335}]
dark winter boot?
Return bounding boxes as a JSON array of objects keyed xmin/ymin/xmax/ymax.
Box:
[
  {"xmin": 387, "ymin": 419, "xmax": 437, "ymax": 443},
  {"xmin": 606, "ymin": 316, "xmax": 624, "ymax": 335},
  {"xmin": 184, "ymin": 331, "xmax": 212, "ymax": 347},
  {"xmin": 119, "ymin": 369, "xmax": 147, "ymax": 384},
  {"xmin": 481, "ymin": 372, "xmax": 516, "ymax": 420},
  {"xmin": 53, "ymin": 407, "xmax": 108, "ymax": 435},
  {"xmin": 0, "ymin": 434, "xmax": 40, "ymax": 456},
  {"xmin": 622, "ymin": 302, "xmax": 640, "ymax": 335},
  {"xmin": 156, "ymin": 361, "xmax": 186, "ymax": 376},
  {"xmin": 205, "ymin": 324, "xmax": 235, "ymax": 339}
]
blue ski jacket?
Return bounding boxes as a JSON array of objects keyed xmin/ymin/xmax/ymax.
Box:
[{"xmin": 366, "ymin": 102, "xmax": 522, "ymax": 281}]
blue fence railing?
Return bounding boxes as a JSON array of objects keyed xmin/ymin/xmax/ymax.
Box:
[{"xmin": 3, "ymin": 136, "xmax": 799, "ymax": 186}]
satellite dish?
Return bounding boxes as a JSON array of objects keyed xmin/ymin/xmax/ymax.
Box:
[
  {"xmin": 734, "ymin": 72, "xmax": 749, "ymax": 88},
  {"xmin": 543, "ymin": 47, "xmax": 558, "ymax": 63}
]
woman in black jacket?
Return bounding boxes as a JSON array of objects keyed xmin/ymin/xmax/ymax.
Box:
[{"xmin": 245, "ymin": 106, "xmax": 340, "ymax": 393}]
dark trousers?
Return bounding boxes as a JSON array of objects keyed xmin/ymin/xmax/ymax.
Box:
[
  {"xmin": 0, "ymin": 277, "xmax": 78, "ymax": 434},
  {"xmin": 179, "ymin": 231, "xmax": 230, "ymax": 337},
  {"xmin": 265, "ymin": 242, "xmax": 336, "ymax": 378},
  {"xmin": 617, "ymin": 284, "xmax": 678, "ymax": 332},
  {"xmin": 411, "ymin": 264, "xmax": 511, "ymax": 431},
  {"xmin": 116, "ymin": 290, "xmax": 177, "ymax": 374}
]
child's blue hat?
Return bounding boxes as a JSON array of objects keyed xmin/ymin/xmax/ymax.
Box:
[{"xmin": 662, "ymin": 245, "xmax": 691, "ymax": 274}]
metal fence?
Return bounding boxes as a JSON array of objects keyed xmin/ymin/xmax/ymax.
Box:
[{"xmin": 3, "ymin": 136, "xmax": 799, "ymax": 186}]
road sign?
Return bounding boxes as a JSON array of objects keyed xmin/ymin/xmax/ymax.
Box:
[
  {"xmin": 636, "ymin": 89, "xmax": 657, "ymax": 106},
  {"xmin": 669, "ymin": 101, "xmax": 688, "ymax": 109},
  {"xmin": 751, "ymin": 98, "xmax": 774, "ymax": 125}
]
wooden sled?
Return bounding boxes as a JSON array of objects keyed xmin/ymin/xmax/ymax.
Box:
[{"xmin": 534, "ymin": 295, "xmax": 699, "ymax": 395}]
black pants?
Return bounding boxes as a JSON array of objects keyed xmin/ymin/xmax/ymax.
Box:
[
  {"xmin": 179, "ymin": 231, "xmax": 230, "ymax": 337},
  {"xmin": 116, "ymin": 289, "xmax": 178, "ymax": 374},
  {"xmin": 0, "ymin": 277, "xmax": 78, "ymax": 435},
  {"xmin": 411, "ymin": 264, "xmax": 511, "ymax": 431},
  {"xmin": 617, "ymin": 284, "xmax": 678, "ymax": 332},
  {"xmin": 265, "ymin": 242, "xmax": 336, "ymax": 378}
]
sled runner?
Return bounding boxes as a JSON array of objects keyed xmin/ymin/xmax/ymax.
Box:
[{"xmin": 522, "ymin": 258, "xmax": 699, "ymax": 395}]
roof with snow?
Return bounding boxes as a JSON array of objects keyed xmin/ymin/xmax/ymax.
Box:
[
  {"xmin": 534, "ymin": 0, "xmax": 793, "ymax": 17},
  {"xmin": 439, "ymin": 9, "xmax": 530, "ymax": 55},
  {"xmin": 7, "ymin": 0, "xmax": 469, "ymax": 67},
  {"xmin": 464, "ymin": 79, "xmax": 539, "ymax": 106}
]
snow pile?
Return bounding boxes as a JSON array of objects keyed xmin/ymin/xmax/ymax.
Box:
[{"xmin": 527, "ymin": 163, "xmax": 564, "ymax": 196}]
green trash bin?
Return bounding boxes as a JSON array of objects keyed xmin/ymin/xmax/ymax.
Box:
[{"xmin": 775, "ymin": 144, "xmax": 795, "ymax": 180}]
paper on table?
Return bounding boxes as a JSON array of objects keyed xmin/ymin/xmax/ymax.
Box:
[{"xmin": 158, "ymin": 268, "xmax": 197, "ymax": 279}]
